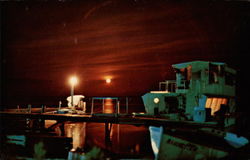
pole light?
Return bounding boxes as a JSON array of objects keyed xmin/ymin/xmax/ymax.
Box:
[{"xmin": 69, "ymin": 76, "xmax": 78, "ymax": 108}]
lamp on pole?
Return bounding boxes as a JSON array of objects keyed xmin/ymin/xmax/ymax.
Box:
[{"xmin": 69, "ymin": 76, "xmax": 78, "ymax": 108}]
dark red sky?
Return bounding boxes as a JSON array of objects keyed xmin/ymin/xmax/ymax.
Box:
[{"xmin": 1, "ymin": 0, "xmax": 250, "ymax": 107}]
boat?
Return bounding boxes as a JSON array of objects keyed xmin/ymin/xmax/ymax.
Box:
[{"xmin": 142, "ymin": 61, "xmax": 249, "ymax": 159}]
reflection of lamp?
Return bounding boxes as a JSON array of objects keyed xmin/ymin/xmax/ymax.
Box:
[{"xmin": 69, "ymin": 76, "xmax": 78, "ymax": 108}]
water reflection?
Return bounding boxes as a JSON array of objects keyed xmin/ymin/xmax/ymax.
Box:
[
  {"xmin": 104, "ymin": 98, "xmax": 114, "ymax": 114},
  {"xmin": 86, "ymin": 123, "xmax": 152, "ymax": 156},
  {"xmin": 47, "ymin": 98, "xmax": 153, "ymax": 158},
  {"xmin": 47, "ymin": 122, "xmax": 153, "ymax": 157},
  {"xmin": 65, "ymin": 122, "xmax": 86, "ymax": 150}
]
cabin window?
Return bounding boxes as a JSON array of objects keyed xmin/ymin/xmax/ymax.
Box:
[
  {"xmin": 209, "ymin": 64, "xmax": 224, "ymax": 84},
  {"xmin": 176, "ymin": 66, "xmax": 191, "ymax": 89},
  {"xmin": 205, "ymin": 97, "xmax": 227, "ymax": 115},
  {"xmin": 209, "ymin": 71, "xmax": 218, "ymax": 83}
]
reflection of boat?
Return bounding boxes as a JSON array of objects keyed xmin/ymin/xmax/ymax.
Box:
[{"xmin": 142, "ymin": 61, "xmax": 249, "ymax": 159}]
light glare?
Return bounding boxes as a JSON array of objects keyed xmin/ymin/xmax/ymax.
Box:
[
  {"xmin": 106, "ymin": 78, "xmax": 111, "ymax": 84},
  {"xmin": 154, "ymin": 98, "xmax": 160, "ymax": 104},
  {"xmin": 69, "ymin": 76, "xmax": 78, "ymax": 86}
]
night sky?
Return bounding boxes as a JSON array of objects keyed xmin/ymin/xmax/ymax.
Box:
[{"xmin": 1, "ymin": 0, "xmax": 250, "ymax": 107}]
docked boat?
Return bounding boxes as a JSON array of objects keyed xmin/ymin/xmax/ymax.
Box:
[{"xmin": 142, "ymin": 61, "xmax": 249, "ymax": 159}]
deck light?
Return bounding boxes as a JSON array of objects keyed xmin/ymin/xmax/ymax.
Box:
[{"xmin": 154, "ymin": 98, "xmax": 160, "ymax": 104}]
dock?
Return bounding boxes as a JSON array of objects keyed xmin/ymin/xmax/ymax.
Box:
[{"xmin": 0, "ymin": 109, "xmax": 217, "ymax": 129}]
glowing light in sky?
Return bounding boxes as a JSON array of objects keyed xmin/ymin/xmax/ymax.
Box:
[{"xmin": 106, "ymin": 78, "xmax": 111, "ymax": 84}]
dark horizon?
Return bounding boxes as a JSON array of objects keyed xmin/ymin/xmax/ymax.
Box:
[{"xmin": 1, "ymin": 0, "xmax": 249, "ymax": 108}]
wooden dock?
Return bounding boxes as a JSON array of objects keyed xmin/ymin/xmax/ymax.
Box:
[{"xmin": 0, "ymin": 109, "xmax": 217, "ymax": 129}]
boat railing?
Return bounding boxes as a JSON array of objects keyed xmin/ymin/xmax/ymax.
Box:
[
  {"xmin": 159, "ymin": 80, "xmax": 176, "ymax": 92},
  {"xmin": 90, "ymin": 97, "xmax": 131, "ymax": 115}
]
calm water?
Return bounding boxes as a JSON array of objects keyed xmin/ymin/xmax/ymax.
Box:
[
  {"xmin": 54, "ymin": 98, "xmax": 154, "ymax": 158},
  {"xmin": 60, "ymin": 122, "xmax": 154, "ymax": 158}
]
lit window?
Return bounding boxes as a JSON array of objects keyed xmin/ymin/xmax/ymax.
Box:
[{"xmin": 205, "ymin": 97, "xmax": 228, "ymax": 115}]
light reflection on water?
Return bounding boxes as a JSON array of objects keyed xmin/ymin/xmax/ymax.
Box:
[
  {"xmin": 60, "ymin": 122, "xmax": 152, "ymax": 157},
  {"xmin": 65, "ymin": 122, "xmax": 86, "ymax": 149},
  {"xmin": 104, "ymin": 98, "xmax": 114, "ymax": 114},
  {"xmin": 48, "ymin": 99, "xmax": 153, "ymax": 158}
]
